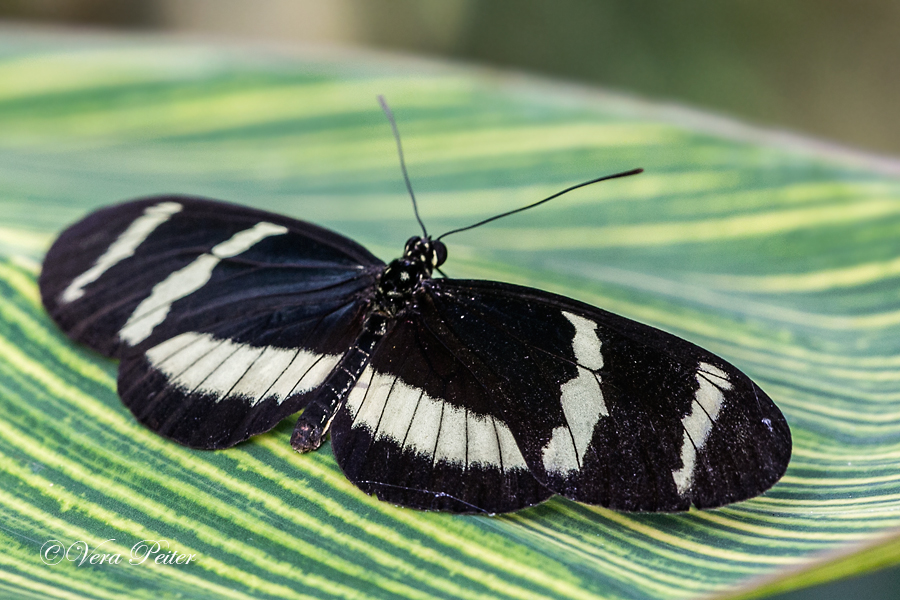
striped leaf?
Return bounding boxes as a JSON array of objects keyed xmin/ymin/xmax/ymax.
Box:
[{"xmin": 2, "ymin": 37, "xmax": 900, "ymax": 599}]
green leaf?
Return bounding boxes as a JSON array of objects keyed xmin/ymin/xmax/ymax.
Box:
[{"xmin": 2, "ymin": 36, "xmax": 900, "ymax": 600}]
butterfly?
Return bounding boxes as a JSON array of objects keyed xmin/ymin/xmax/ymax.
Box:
[{"xmin": 39, "ymin": 101, "xmax": 791, "ymax": 514}]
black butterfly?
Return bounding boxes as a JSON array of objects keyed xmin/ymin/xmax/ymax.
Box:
[{"xmin": 39, "ymin": 104, "xmax": 791, "ymax": 514}]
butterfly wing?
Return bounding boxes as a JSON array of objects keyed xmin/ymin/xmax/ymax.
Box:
[
  {"xmin": 40, "ymin": 196, "xmax": 384, "ymax": 449},
  {"xmin": 330, "ymin": 278, "xmax": 790, "ymax": 513},
  {"xmin": 329, "ymin": 307, "xmax": 554, "ymax": 514}
]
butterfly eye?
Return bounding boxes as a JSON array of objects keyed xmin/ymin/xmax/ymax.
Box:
[{"xmin": 433, "ymin": 240, "xmax": 447, "ymax": 267}]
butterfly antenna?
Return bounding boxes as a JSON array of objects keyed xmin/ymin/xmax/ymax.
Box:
[
  {"xmin": 436, "ymin": 168, "xmax": 643, "ymax": 241},
  {"xmin": 379, "ymin": 95, "xmax": 428, "ymax": 238}
]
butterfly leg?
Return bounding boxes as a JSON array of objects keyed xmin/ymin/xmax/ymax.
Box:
[{"xmin": 291, "ymin": 313, "xmax": 390, "ymax": 452}]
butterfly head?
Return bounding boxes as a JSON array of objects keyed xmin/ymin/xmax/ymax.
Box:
[
  {"xmin": 403, "ymin": 236, "xmax": 447, "ymax": 271},
  {"xmin": 375, "ymin": 236, "xmax": 447, "ymax": 314}
]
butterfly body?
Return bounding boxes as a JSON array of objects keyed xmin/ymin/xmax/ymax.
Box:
[
  {"xmin": 40, "ymin": 194, "xmax": 791, "ymax": 514},
  {"xmin": 292, "ymin": 235, "xmax": 446, "ymax": 452}
]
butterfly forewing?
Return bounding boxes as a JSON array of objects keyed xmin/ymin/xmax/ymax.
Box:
[
  {"xmin": 415, "ymin": 279, "xmax": 791, "ymax": 511},
  {"xmin": 40, "ymin": 196, "xmax": 384, "ymax": 448},
  {"xmin": 41, "ymin": 196, "xmax": 383, "ymax": 356}
]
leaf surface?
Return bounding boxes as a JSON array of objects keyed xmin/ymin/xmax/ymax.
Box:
[{"xmin": 1, "ymin": 36, "xmax": 900, "ymax": 600}]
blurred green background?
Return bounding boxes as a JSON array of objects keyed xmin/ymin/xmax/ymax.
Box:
[
  {"xmin": 1, "ymin": 0, "xmax": 899, "ymax": 156},
  {"xmin": 1, "ymin": 2, "xmax": 898, "ymax": 599}
]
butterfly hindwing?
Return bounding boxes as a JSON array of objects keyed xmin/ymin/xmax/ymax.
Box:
[
  {"xmin": 116, "ymin": 295, "xmax": 371, "ymax": 449},
  {"xmin": 329, "ymin": 311, "xmax": 553, "ymax": 513},
  {"xmin": 40, "ymin": 196, "xmax": 384, "ymax": 448}
]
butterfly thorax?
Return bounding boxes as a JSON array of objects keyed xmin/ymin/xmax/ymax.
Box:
[{"xmin": 375, "ymin": 236, "xmax": 447, "ymax": 315}]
